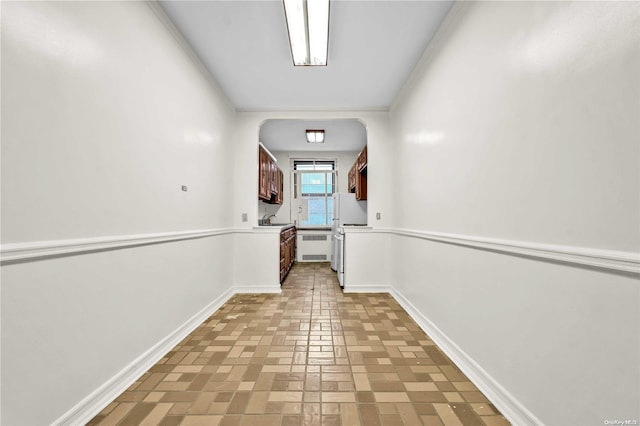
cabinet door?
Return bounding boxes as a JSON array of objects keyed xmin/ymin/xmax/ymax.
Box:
[
  {"xmin": 275, "ymin": 169, "xmax": 284, "ymax": 204},
  {"xmin": 291, "ymin": 229, "xmax": 296, "ymax": 265},
  {"xmin": 353, "ymin": 145, "xmax": 367, "ymax": 200},
  {"xmin": 279, "ymin": 228, "xmax": 297, "ymax": 283},
  {"xmin": 280, "ymin": 233, "xmax": 285, "ymax": 283},
  {"xmin": 355, "ymin": 172, "xmax": 367, "ymax": 200},
  {"xmin": 348, "ymin": 165, "xmax": 356, "ymax": 193},
  {"xmin": 270, "ymin": 158, "xmax": 279, "ymax": 195},
  {"xmin": 285, "ymin": 239, "xmax": 290, "ymax": 271},
  {"xmin": 357, "ymin": 145, "xmax": 368, "ymax": 172},
  {"xmin": 259, "ymin": 148, "xmax": 270, "ymax": 200}
]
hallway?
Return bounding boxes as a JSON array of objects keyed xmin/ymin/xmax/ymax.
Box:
[{"xmin": 89, "ymin": 263, "xmax": 509, "ymax": 426}]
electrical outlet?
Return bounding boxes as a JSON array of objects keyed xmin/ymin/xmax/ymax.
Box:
[
  {"xmin": 181, "ymin": 185, "xmax": 188, "ymax": 192},
  {"xmin": 242, "ymin": 213, "xmax": 248, "ymax": 222},
  {"xmin": 376, "ymin": 212, "xmax": 381, "ymax": 220}
]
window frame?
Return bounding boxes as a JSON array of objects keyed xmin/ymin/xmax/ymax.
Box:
[{"xmin": 292, "ymin": 158, "xmax": 337, "ymax": 227}]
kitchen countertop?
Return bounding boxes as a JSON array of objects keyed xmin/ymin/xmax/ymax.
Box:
[
  {"xmin": 253, "ymin": 223, "xmax": 295, "ymax": 231},
  {"xmin": 340, "ymin": 226, "xmax": 373, "ymax": 232}
]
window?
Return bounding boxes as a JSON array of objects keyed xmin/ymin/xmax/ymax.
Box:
[{"xmin": 293, "ymin": 160, "xmax": 335, "ymax": 227}]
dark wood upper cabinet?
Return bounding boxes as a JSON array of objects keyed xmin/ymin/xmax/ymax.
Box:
[
  {"xmin": 269, "ymin": 160, "xmax": 278, "ymax": 195},
  {"xmin": 348, "ymin": 145, "xmax": 368, "ymax": 200},
  {"xmin": 275, "ymin": 169, "xmax": 284, "ymax": 204},
  {"xmin": 258, "ymin": 145, "xmax": 283, "ymax": 204},
  {"xmin": 357, "ymin": 145, "xmax": 367, "ymax": 172},
  {"xmin": 348, "ymin": 165, "xmax": 356, "ymax": 193},
  {"xmin": 258, "ymin": 147, "xmax": 270, "ymax": 201}
]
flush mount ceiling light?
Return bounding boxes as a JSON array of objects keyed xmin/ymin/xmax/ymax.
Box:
[
  {"xmin": 283, "ymin": 0, "xmax": 330, "ymax": 66},
  {"xmin": 306, "ymin": 129, "xmax": 325, "ymax": 143}
]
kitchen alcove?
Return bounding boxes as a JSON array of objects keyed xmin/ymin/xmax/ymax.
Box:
[{"xmin": 257, "ymin": 119, "xmax": 368, "ymax": 264}]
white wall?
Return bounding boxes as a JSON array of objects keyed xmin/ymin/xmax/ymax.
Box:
[
  {"xmin": 389, "ymin": 2, "xmax": 640, "ymax": 425},
  {"xmin": 343, "ymin": 229, "xmax": 392, "ymax": 291},
  {"xmin": 1, "ymin": 2, "xmax": 236, "ymax": 424},
  {"xmin": 233, "ymin": 229, "xmax": 281, "ymax": 291}
]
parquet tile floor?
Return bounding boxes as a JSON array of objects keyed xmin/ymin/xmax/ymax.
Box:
[{"xmin": 89, "ymin": 262, "xmax": 510, "ymax": 426}]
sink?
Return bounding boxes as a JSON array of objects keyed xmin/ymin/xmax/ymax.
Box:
[{"xmin": 259, "ymin": 223, "xmax": 293, "ymax": 227}]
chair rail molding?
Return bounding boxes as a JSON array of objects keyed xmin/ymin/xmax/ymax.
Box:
[
  {"xmin": 0, "ymin": 228, "xmax": 235, "ymax": 264},
  {"xmin": 385, "ymin": 227, "xmax": 640, "ymax": 275}
]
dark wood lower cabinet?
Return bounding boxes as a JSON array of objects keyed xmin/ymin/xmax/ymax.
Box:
[{"xmin": 280, "ymin": 226, "xmax": 296, "ymax": 283}]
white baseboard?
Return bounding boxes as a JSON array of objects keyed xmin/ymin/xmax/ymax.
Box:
[
  {"xmin": 234, "ymin": 286, "xmax": 282, "ymax": 294},
  {"xmin": 343, "ymin": 285, "xmax": 392, "ymax": 293},
  {"xmin": 52, "ymin": 287, "xmax": 236, "ymax": 426},
  {"xmin": 390, "ymin": 287, "xmax": 544, "ymax": 426}
]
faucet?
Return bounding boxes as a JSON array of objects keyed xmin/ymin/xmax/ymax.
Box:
[{"xmin": 262, "ymin": 213, "xmax": 276, "ymax": 225}]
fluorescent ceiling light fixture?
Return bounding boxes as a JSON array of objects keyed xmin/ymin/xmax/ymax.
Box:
[
  {"xmin": 306, "ymin": 129, "xmax": 325, "ymax": 143},
  {"xmin": 283, "ymin": 0, "xmax": 329, "ymax": 66}
]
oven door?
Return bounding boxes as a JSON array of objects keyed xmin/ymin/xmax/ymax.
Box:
[
  {"xmin": 331, "ymin": 232, "xmax": 340, "ymax": 271},
  {"xmin": 335, "ymin": 232, "xmax": 345, "ymax": 288}
]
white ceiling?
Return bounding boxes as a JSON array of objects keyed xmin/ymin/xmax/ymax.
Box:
[
  {"xmin": 260, "ymin": 119, "xmax": 366, "ymax": 152},
  {"xmin": 159, "ymin": 0, "xmax": 454, "ymax": 111}
]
